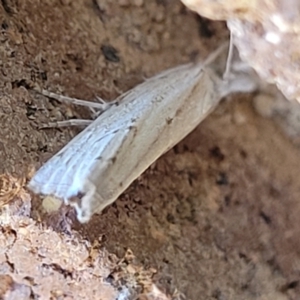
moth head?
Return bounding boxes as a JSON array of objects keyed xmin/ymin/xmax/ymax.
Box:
[{"xmin": 220, "ymin": 51, "xmax": 259, "ymax": 97}]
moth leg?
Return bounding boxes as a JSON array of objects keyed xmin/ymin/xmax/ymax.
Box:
[
  {"xmin": 36, "ymin": 88, "xmax": 116, "ymax": 112},
  {"xmin": 95, "ymin": 95, "xmax": 108, "ymax": 104},
  {"xmin": 39, "ymin": 119, "xmax": 93, "ymax": 129}
]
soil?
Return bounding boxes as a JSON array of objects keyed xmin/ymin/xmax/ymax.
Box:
[{"xmin": 1, "ymin": 0, "xmax": 300, "ymax": 299}]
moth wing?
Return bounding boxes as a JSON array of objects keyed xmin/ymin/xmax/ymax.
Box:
[{"xmin": 28, "ymin": 115, "xmax": 133, "ymax": 200}]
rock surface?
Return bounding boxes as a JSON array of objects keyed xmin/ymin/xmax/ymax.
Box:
[
  {"xmin": 182, "ymin": 0, "xmax": 300, "ymax": 102},
  {"xmin": 1, "ymin": 0, "xmax": 300, "ymax": 299}
]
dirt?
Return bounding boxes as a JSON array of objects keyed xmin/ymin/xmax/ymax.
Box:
[{"xmin": 1, "ymin": 0, "xmax": 300, "ymax": 299}]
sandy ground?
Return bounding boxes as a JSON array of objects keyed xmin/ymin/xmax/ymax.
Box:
[{"xmin": 1, "ymin": 0, "xmax": 300, "ymax": 299}]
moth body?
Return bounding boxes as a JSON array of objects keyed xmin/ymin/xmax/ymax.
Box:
[{"xmin": 29, "ymin": 48, "xmax": 257, "ymax": 222}]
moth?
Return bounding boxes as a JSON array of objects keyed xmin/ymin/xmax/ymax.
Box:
[{"xmin": 28, "ymin": 43, "xmax": 258, "ymax": 223}]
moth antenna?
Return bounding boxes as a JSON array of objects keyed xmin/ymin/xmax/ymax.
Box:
[
  {"xmin": 202, "ymin": 41, "xmax": 229, "ymax": 68},
  {"xmin": 223, "ymin": 31, "xmax": 234, "ymax": 81}
]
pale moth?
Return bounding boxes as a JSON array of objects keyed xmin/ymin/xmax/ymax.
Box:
[{"xmin": 28, "ymin": 43, "xmax": 258, "ymax": 223}]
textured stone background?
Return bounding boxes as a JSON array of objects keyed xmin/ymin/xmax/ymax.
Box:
[
  {"xmin": 1, "ymin": 0, "xmax": 300, "ymax": 299},
  {"xmin": 182, "ymin": 0, "xmax": 300, "ymax": 102}
]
